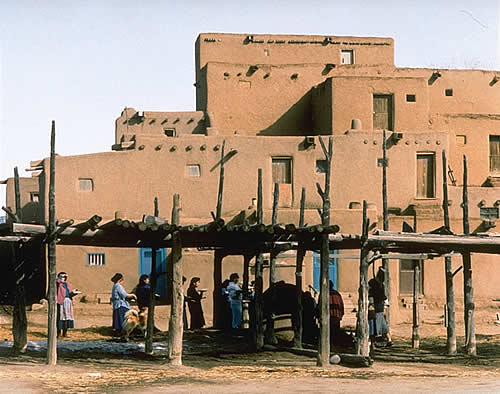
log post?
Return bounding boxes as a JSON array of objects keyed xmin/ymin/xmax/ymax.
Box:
[
  {"xmin": 46, "ymin": 121, "xmax": 57, "ymax": 365},
  {"xmin": 462, "ymin": 155, "xmax": 476, "ymax": 356},
  {"xmin": 356, "ymin": 200, "xmax": 370, "ymax": 357},
  {"xmin": 442, "ymin": 150, "xmax": 456, "ymax": 355},
  {"xmin": 145, "ymin": 197, "xmax": 159, "ymax": 354},
  {"xmin": 269, "ymin": 182, "xmax": 279, "ymax": 286},
  {"xmin": 254, "ymin": 168, "xmax": 265, "ymax": 350},
  {"xmin": 12, "ymin": 167, "xmax": 27, "ymax": 354},
  {"xmin": 381, "ymin": 129, "xmax": 391, "ymax": 326},
  {"xmin": 317, "ymin": 136, "xmax": 332, "ymax": 367},
  {"xmin": 242, "ymin": 254, "xmax": 252, "ymax": 329},
  {"xmin": 168, "ymin": 193, "xmax": 184, "ymax": 365},
  {"xmin": 212, "ymin": 140, "xmax": 226, "ymax": 327},
  {"xmin": 293, "ymin": 187, "xmax": 306, "ymax": 349},
  {"xmin": 412, "ymin": 260, "xmax": 420, "ymax": 349}
]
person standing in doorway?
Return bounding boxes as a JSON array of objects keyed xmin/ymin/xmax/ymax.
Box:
[
  {"xmin": 227, "ymin": 273, "xmax": 243, "ymax": 329},
  {"xmin": 187, "ymin": 277, "xmax": 206, "ymax": 329}
]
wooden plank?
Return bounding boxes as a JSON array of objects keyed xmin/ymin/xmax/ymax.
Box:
[
  {"xmin": 255, "ymin": 168, "xmax": 265, "ymax": 350},
  {"xmin": 356, "ymin": 200, "xmax": 370, "ymax": 357},
  {"xmin": 46, "ymin": 120, "xmax": 57, "ymax": 365},
  {"xmin": 381, "ymin": 129, "xmax": 390, "ymax": 326}
]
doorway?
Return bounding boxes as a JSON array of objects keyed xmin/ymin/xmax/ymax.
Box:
[{"xmin": 373, "ymin": 94, "xmax": 394, "ymax": 131}]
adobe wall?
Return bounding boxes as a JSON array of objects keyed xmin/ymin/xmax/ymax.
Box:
[{"xmin": 5, "ymin": 176, "xmax": 41, "ymax": 224}]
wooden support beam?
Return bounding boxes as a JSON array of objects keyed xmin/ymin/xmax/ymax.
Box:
[
  {"xmin": 145, "ymin": 197, "xmax": 159, "ymax": 354},
  {"xmin": 442, "ymin": 150, "xmax": 457, "ymax": 355},
  {"xmin": 381, "ymin": 130, "xmax": 391, "ymax": 326},
  {"xmin": 168, "ymin": 194, "xmax": 184, "ymax": 365},
  {"xmin": 356, "ymin": 200, "xmax": 370, "ymax": 357},
  {"xmin": 269, "ymin": 183, "xmax": 279, "ymax": 286},
  {"xmin": 216, "ymin": 140, "xmax": 226, "ymax": 220},
  {"xmin": 14, "ymin": 167, "xmax": 22, "ymax": 223},
  {"xmin": 2, "ymin": 206, "xmax": 19, "ymax": 223},
  {"xmin": 412, "ymin": 260, "xmax": 421, "ymax": 349},
  {"xmin": 294, "ymin": 187, "xmax": 306, "ymax": 349},
  {"xmin": 212, "ymin": 250, "xmax": 224, "ymax": 329},
  {"xmin": 46, "ymin": 120, "xmax": 57, "ymax": 365},
  {"xmin": 255, "ymin": 168, "xmax": 265, "ymax": 350},
  {"xmin": 462, "ymin": 155, "xmax": 476, "ymax": 356}
]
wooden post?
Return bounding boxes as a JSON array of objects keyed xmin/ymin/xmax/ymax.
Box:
[
  {"xmin": 269, "ymin": 183, "xmax": 279, "ymax": 286},
  {"xmin": 242, "ymin": 254, "xmax": 252, "ymax": 329},
  {"xmin": 145, "ymin": 197, "xmax": 159, "ymax": 354},
  {"xmin": 442, "ymin": 150, "xmax": 457, "ymax": 355},
  {"xmin": 462, "ymin": 155, "xmax": 476, "ymax": 356},
  {"xmin": 12, "ymin": 167, "xmax": 27, "ymax": 353},
  {"xmin": 293, "ymin": 187, "xmax": 306, "ymax": 349},
  {"xmin": 412, "ymin": 260, "xmax": 420, "ymax": 349},
  {"xmin": 254, "ymin": 168, "xmax": 265, "ymax": 350},
  {"xmin": 381, "ymin": 129, "xmax": 391, "ymax": 326},
  {"xmin": 168, "ymin": 194, "xmax": 184, "ymax": 365},
  {"xmin": 212, "ymin": 140, "xmax": 226, "ymax": 327},
  {"xmin": 356, "ymin": 200, "xmax": 370, "ymax": 357},
  {"xmin": 46, "ymin": 120, "xmax": 57, "ymax": 365},
  {"xmin": 317, "ymin": 136, "xmax": 332, "ymax": 367}
]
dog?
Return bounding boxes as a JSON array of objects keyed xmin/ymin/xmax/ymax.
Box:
[{"xmin": 122, "ymin": 308, "xmax": 147, "ymax": 341}]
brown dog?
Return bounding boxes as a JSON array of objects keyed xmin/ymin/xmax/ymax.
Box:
[{"xmin": 122, "ymin": 308, "xmax": 147, "ymax": 341}]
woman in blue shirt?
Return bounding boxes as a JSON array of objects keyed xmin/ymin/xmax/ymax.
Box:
[{"xmin": 111, "ymin": 273, "xmax": 136, "ymax": 337}]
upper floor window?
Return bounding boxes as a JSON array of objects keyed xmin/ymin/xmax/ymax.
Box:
[
  {"xmin": 30, "ymin": 192, "xmax": 39, "ymax": 202},
  {"xmin": 186, "ymin": 164, "xmax": 201, "ymax": 177},
  {"xmin": 79, "ymin": 178, "xmax": 94, "ymax": 192},
  {"xmin": 341, "ymin": 50, "xmax": 354, "ymax": 65},
  {"xmin": 164, "ymin": 128, "xmax": 176, "ymax": 137},
  {"xmin": 272, "ymin": 157, "xmax": 292, "ymax": 208},
  {"xmin": 489, "ymin": 136, "xmax": 500, "ymax": 174}
]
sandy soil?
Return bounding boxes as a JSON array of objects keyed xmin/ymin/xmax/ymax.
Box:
[{"xmin": 0, "ymin": 304, "xmax": 499, "ymax": 393}]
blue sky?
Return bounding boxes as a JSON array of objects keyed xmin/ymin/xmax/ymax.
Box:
[{"xmin": 0, "ymin": 0, "xmax": 499, "ymax": 207}]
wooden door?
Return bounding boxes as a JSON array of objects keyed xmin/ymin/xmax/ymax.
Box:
[
  {"xmin": 373, "ymin": 94, "xmax": 393, "ymax": 130},
  {"xmin": 272, "ymin": 157, "xmax": 292, "ymax": 207},
  {"xmin": 489, "ymin": 136, "xmax": 500, "ymax": 173},
  {"xmin": 416, "ymin": 153, "xmax": 435, "ymax": 198}
]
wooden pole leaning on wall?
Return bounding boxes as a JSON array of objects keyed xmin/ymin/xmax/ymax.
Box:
[
  {"xmin": 293, "ymin": 187, "xmax": 306, "ymax": 349},
  {"xmin": 462, "ymin": 155, "xmax": 476, "ymax": 356},
  {"xmin": 46, "ymin": 120, "xmax": 57, "ymax": 365},
  {"xmin": 145, "ymin": 197, "xmax": 159, "ymax": 354},
  {"xmin": 212, "ymin": 140, "xmax": 226, "ymax": 328},
  {"xmin": 254, "ymin": 168, "xmax": 265, "ymax": 350},
  {"xmin": 269, "ymin": 182, "xmax": 279, "ymax": 286},
  {"xmin": 381, "ymin": 129, "xmax": 391, "ymax": 326},
  {"xmin": 442, "ymin": 150, "xmax": 457, "ymax": 355},
  {"xmin": 356, "ymin": 200, "xmax": 370, "ymax": 357},
  {"xmin": 317, "ymin": 136, "xmax": 333, "ymax": 367},
  {"xmin": 168, "ymin": 193, "xmax": 184, "ymax": 365},
  {"xmin": 12, "ymin": 167, "xmax": 27, "ymax": 354}
]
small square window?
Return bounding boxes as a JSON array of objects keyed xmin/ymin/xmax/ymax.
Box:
[
  {"xmin": 406, "ymin": 94, "xmax": 416, "ymax": 102},
  {"xmin": 264, "ymin": 49, "xmax": 269, "ymax": 56},
  {"xmin": 164, "ymin": 128, "xmax": 176, "ymax": 137},
  {"xmin": 445, "ymin": 89, "xmax": 453, "ymax": 97},
  {"xmin": 186, "ymin": 164, "xmax": 201, "ymax": 177},
  {"xmin": 79, "ymin": 178, "xmax": 94, "ymax": 191},
  {"xmin": 456, "ymin": 135, "xmax": 467, "ymax": 145},
  {"xmin": 341, "ymin": 50, "xmax": 354, "ymax": 65},
  {"xmin": 87, "ymin": 252, "xmax": 105, "ymax": 266},
  {"xmin": 480, "ymin": 207, "xmax": 499, "ymax": 219},
  {"xmin": 30, "ymin": 192, "xmax": 39, "ymax": 202},
  {"xmin": 316, "ymin": 160, "xmax": 328, "ymax": 173}
]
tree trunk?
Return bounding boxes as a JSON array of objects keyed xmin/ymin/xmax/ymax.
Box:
[{"xmin": 293, "ymin": 187, "xmax": 306, "ymax": 349}]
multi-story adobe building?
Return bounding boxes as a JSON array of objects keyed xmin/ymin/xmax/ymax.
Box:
[{"xmin": 4, "ymin": 33, "xmax": 500, "ymax": 325}]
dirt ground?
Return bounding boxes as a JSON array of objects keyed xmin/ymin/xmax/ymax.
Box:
[{"xmin": 0, "ymin": 304, "xmax": 499, "ymax": 393}]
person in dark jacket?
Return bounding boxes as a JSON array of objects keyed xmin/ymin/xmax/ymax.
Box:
[
  {"xmin": 134, "ymin": 274, "xmax": 151, "ymax": 313},
  {"xmin": 368, "ymin": 267, "xmax": 392, "ymax": 346},
  {"xmin": 187, "ymin": 277, "xmax": 206, "ymax": 329}
]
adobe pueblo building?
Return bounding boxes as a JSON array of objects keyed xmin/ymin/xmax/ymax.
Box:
[{"xmin": 4, "ymin": 33, "xmax": 500, "ymax": 325}]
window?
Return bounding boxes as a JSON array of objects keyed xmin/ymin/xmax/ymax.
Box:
[
  {"xmin": 373, "ymin": 94, "xmax": 394, "ymax": 131},
  {"xmin": 406, "ymin": 94, "xmax": 416, "ymax": 102},
  {"xmin": 445, "ymin": 89, "xmax": 453, "ymax": 97},
  {"xmin": 456, "ymin": 135, "xmax": 467, "ymax": 145},
  {"xmin": 272, "ymin": 157, "xmax": 292, "ymax": 207},
  {"xmin": 87, "ymin": 252, "xmax": 105, "ymax": 266},
  {"xmin": 489, "ymin": 136, "xmax": 500, "ymax": 173},
  {"xmin": 416, "ymin": 153, "xmax": 435, "ymax": 198},
  {"xmin": 164, "ymin": 128, "xmax": 176, "ymax": 137},
  {"xmin": 341, "ymin": 50, "xmax": 354, "ymax": 65},
  {"xmin": 316, "ymin": 160, "xmax": 328, "ymax": 174},
  {"xmin": 264, "ymin": 49, "xmax": 269, "ymax": 56},
  {"xmin": 480, "ymin": 207, "xmax": 499, "ymax": 219},
  {"xmin": 399, "ymin": 260, "xmax": 423, "ymax": 295},
  {"xmin": 79, "ymin": 178, "xmax": 94, "ymax": 191},
  {"xmin": 186, "ymin": 164, "xmax": 201, "ymax": 177},
  {"xmin": 30, "ymin": 192, "xmax": 39, "ymax": 202}
]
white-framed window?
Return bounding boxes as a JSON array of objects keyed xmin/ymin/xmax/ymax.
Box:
[
  {"xmin": 79, "ymin": 178, "xmax": 94, "ymax": 192},
  {"xmin": 87, "ymin": 252, "xmax": 105, "ymax": 266},
  {"xmin": 341, "ymin": 50, "xmax": 354, "ymax": 65},
  {"xmin": 186, "ymin": 164, "xmax": 201, "ymax": 177}
]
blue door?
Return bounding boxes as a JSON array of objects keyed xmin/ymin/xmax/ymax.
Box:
[
  {"xmin": 139, "ymin": 248, "xmax": 168, "ymax": 299},
  {"xmin": 312, "ymin": 250, "xmax": 338, "ymax": 291}
]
